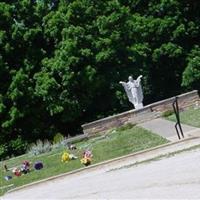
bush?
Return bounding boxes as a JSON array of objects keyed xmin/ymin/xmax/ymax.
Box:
[
  {"xmin": 9, "ymin": 136, "xmax": 28, "ymax": 156},
  {"xmin": 28, "ymin": 139, "xmax": 52, "ymax": 155},
  {"xmin": 0, "ymin": 144, "xmax": 8, "ymax": 161},
  {"xmin": 53, "ymin": 133, "xmax": 64, "ymax": 144},
  {"xmin": 52, "ymin": 137, "xmax": 70, "ymax": 150}
]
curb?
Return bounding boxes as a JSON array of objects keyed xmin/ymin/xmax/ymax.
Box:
[{"xmin": 7, "ymin": 136, "xmax": 200, "ymax": 194}]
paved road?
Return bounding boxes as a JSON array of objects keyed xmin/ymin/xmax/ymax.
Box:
[{"xmin": 3, "ymin": 148, "xmax": 200, "ymax": 199}]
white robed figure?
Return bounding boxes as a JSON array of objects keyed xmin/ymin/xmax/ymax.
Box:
[{"xmin": 119, "ymin": 75, "xmax": 144, "ymax": 109}]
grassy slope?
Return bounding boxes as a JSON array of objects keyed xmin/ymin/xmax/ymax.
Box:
[
  {"xmin": 0, "ymin": 126, "xmax": 168, "ymax": 196},
  {"xmin": 167, "ymin": 107, "xmax": 200, "ymax": 127}
]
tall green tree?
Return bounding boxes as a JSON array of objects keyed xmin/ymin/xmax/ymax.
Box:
[{"xmin": 1, "ymin": 0, "xmax": 200, "ymax": 158}]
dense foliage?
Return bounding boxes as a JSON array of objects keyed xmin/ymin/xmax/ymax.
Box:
[{"xmin": 0, "ymin": 0, "xmax": 200, "ymax": 158}]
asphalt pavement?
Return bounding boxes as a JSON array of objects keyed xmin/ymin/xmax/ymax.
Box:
[{"xmin": 3, "ymin": 145, "xmax": 200, "ymax": 199}]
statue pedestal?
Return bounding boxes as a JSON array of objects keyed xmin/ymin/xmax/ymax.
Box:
[{"xmin": 134, "ymin": 103, "xmax": 143, "ymax": 109}]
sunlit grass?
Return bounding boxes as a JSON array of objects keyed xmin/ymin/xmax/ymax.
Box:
[
  {"xmin": 0, "ymin": 125, "xmax": 168, "ymax": 196},
  {"xmin": 167, "ymin": 107, "xmax": 200, "ymax": 127}
]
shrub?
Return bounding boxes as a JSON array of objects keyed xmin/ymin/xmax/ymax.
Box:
[
  {"xmin": 60, "ymin": 137, "xmax": 69, "ymax": 146},
  {"xmin": 53, "ymin": 133, "xmax": 64, "ymax": 144},
  {"xmin": 28, "ymin": 139, "xmax": 52, "ymax": 155},
  {"xmin": 0, "ymin": 144, "xmax": 8, "ymax": 161},
  {"xmin": 9, "ymin": 136, "xmax": 28, "ymax": 156},
  {"xmin": 52, "ymin": 137, "xmax": 70, "ymax": 150}
]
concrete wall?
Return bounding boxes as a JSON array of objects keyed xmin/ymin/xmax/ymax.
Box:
[{"xmin": 82, "ymin": 90, "xmax": 200, "ymax": 136}]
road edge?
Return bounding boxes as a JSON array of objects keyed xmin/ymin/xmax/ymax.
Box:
[{"xmin": 6, "ymin": 135, "xmax": 200, "ymax": 195}]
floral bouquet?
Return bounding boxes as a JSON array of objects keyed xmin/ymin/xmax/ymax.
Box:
[{"xmin": 81, "ymin": 150, "xmax": 93, "ymax": 166}]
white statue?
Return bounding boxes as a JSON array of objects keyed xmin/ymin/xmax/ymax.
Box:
[{"xmin": 119, "ymin": 75, "xmax": 144, "ymax": 109}]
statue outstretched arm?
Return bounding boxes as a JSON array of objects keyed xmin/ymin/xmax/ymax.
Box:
[
  {"xmin": 136, "ymin": 75, "xmax": 143, "ymax": 82},
  {"xmin": 134, "ymin": 75, "xmax": 143, "ymax": 87},
  {"xmin": 119, "ymin": 81, "xmax": 127, "ymax": 87}
]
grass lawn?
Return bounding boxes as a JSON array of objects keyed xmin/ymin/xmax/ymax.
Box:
[
  {"xmin": 167, "ymin": 107, "xmax": 200, "ymax": 127},
  {"xmin": 0, "ymin": 125, "xmax": 168, "ymax": 196}
]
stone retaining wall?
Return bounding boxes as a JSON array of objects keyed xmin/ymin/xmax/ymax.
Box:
[{"xmin": 82, "ymin": 90, "xmax": 199, "ymax": 136}]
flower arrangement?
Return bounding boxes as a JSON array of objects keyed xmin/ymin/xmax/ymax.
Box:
[
  {"xmin": 34, "ymin": 161, "xmax": 43, "ymax": 170},
  {"xmin": 61, "ymin": 151, "xmax": 77, "ymax": 162},
  {"xmin": 61, "ymin": 152, "xmax": 70, "ymax": 162},
  {"xmin": 81, "ymin": 150, "xmax": 93, "ymax": 166},
  {"xmin": 20, "ymin": 160, "xmax": 30, "ymax": 174},
  {"xmin": 4, "ymin": 175, "xmax": 12, "ymax": 181},
  {"xmin": 12, "ymin": 168, "xmax": 21, "ymax": 176}
]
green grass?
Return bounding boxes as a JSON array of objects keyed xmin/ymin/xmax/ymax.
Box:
[
  {"xmin": 0, "ymin": 126, "xmax": 168, "ymax": 196},
  {"xmin": 167, "ymin": 107, "xmax": 200, "ymax": 127}
]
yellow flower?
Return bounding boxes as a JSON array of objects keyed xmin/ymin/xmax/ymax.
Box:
[{"xmin": 61, "ymin": 152, "xmax": 70, "ymax": 163}]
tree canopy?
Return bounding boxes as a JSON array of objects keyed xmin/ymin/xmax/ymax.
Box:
[{"xmin": 0, "ymin": 0, "xmax": 200, "ymax": 158}]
